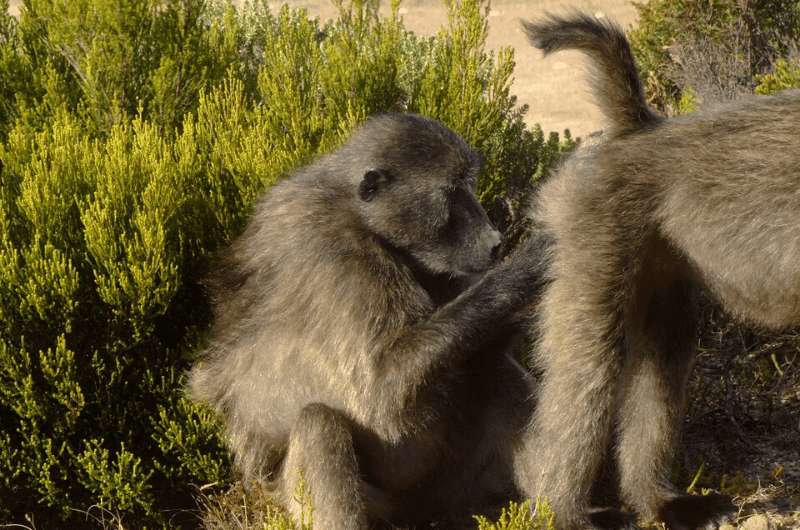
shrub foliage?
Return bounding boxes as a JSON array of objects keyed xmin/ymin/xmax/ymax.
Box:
[
  {"xmin": 0, "ymin": 0, "xmax": 571, "ymax": 526},
  {"xmin": 755, "ymin": 55, "xmax": 800, "ymax": 94},
  {"xmin": 629, "ymin": 0, "xmax": 800, "ymax": 112}
]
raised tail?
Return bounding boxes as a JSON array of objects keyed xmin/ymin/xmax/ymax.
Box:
[{"xmin": 522, "ymin": 12, "xmax": 660, "ymax": 135}]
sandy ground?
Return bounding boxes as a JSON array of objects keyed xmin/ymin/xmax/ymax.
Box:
[{"xmin": 6, "ymin": 0, "xmax": 639, "ymax": 137}]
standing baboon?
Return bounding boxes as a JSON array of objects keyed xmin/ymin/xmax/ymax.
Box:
[
  {"xmin": 189, "ymin": 114, "xmax": 548, "ymax": 529},
  {"xmin": 519, "ymin": 13, "xmax": 800, "ymax": 530}
]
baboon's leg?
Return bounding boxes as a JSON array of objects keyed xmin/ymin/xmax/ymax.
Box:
[
  {"xmin": 615, "ymin": 238, "xmax": 698, "ymax": 519},
  {"xmin": 617, "ymin": 237, "xmax": 734, "ymax": 529},
  {"xmin": 281, "ymin": 403, "xmax": 368, "ymax": 530},
  {"xmin": 518, "ymin": 229, "xmax": 634, "ymax": 529}
]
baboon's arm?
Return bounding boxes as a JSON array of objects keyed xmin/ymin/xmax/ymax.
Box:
[{"xmin": 374, "ymin": 234, "xmax": 546, "ymax": 393}]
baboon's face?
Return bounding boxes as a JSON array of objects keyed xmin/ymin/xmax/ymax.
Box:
[{"xmin": 357, "ymin": 157, "xmax": 501, "ymax": 278}]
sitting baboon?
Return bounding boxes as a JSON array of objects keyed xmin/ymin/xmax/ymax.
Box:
[
  {"xmin": 519, "ymin": 13, "xmax": 800, "ymax": 530},
  {"xmin": 188, "ymin": 114, "xmax": 548, "ymax": 529}
]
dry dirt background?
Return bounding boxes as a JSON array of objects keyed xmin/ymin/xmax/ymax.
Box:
[{"xmin": 7, "ymin": 0, "xmax": 639, "ymax": 137}]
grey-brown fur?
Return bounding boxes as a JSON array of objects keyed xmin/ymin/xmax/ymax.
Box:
[
  {"xmin": 521, "ymin": 13, "xmax": 659, "ymax": 135},
  {"xmin": 188, "ymin": 114, "xmax": 548, "ymax": 529},
  {"xmin": 519, "ymin": 13, "xmax": 800, "ymax": 530}
]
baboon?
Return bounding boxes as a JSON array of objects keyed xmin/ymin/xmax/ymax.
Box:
[
  {"xmin": 518, "ymin": 13, "xmax": 800, "ymax": 530},
  {"xmin": 188, "ymin": 113, "xmax": 548, "ymax": 529}
]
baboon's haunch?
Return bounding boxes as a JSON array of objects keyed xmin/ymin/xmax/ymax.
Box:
[
  {"xmin": 520, "ymin": 12, "xmax": 800, "ymax": 530},
  {"xmin": 189, "ymin": 114, "xmax": 547, "ymax": 529}
]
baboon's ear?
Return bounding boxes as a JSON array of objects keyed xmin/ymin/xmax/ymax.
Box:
[{"xmin": 358, "ymin": 169, "xmax": 391, "ymax": 202}]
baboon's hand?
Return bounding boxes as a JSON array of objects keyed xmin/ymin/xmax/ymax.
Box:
[
  {"xmin": 658, "ymin": 494, "xmax": 735, "ymax": 530},
  {"xmin": 499, "ymin": 229, "xmax": 550, "ymax": 295},
  {"xmin": 505, "ymin": 225, "xmax": 550, "ymax": 266}
]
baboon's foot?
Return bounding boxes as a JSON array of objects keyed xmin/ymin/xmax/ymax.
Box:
[
  {"xmin": 658, "ymin": 494, "xmax": 735, "ymax": 530},
  {"xmin": 588, "ymin": 507, "xmax": 640, "ymax": 530}
]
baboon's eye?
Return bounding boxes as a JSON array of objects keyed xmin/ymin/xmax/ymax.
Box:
[{"xmin": 358, "ymin": 168, "xmax": 391, "ymax": 202}]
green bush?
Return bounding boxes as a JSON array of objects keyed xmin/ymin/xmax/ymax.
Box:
[
  {"xmin": 755, "ymin": 56, "xmax": 800, "ymax": 93},
  {"xmin": 474, "ymin": 500, "xmax": 554, "ymax": 530},
  {"xmin": 0, "ymin": 0, "xmax": 571, "ymax": 526},
  {"xmin": 629, "ymin": 0, "xmax": 800, "ymax": 112}
]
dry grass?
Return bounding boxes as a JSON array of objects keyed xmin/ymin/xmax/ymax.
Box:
[
  {"xmin": 673, "ymin": 296, "xmax": 800, "ymax": 529},
  {"xmin": 196, "ymin": 482, "xmax": 308, "ymax": 530}
]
